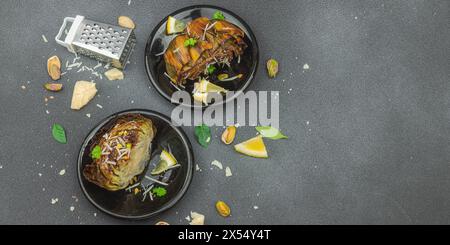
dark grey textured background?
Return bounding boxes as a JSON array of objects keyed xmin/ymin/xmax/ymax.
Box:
[{"xmin": 0, "ymin": 0, "xmax": 449, "ymax": 224}]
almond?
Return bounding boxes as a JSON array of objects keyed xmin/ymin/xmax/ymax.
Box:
[{"xmin": 47, "ymin": 56, "xmax": 61, "ymax": 80}]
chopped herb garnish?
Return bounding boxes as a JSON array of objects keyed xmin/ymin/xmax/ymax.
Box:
[
  {"xmin": 184, "ymin": 38, "xmax": 197, "ymax": 47},
  {"xmin": 212, "ymin": 11, "xmax": 225, "ymax": 20},
  {"xmin": 52, "ymin": 123, "xmax": 67, "ymax": 144},
  {"xmin": 194, "ymin": 124, "xmax": 211, "ymax": 148},
  {"xmin": 152, "ymin": 187, "xmax": 167, "ymax": 197},
  {"xmin": 90, "ymin": 145, "xmax": 102, "ymax": 160},
  {"xmin": 207, "ymin": 64, "xmax": 216, "ymax": 75}
]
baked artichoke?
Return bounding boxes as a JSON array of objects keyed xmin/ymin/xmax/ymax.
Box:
[
  {"xmin": 164, "ymin": 17, "xmax": 247, "ymax": 85},
  {"xmin": 83, "ymin": 114, "xmax": 156, "ymax": 191}
]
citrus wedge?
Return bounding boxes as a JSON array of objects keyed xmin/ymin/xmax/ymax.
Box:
[
  {"xmin": 151, "ymin": 149, "xmax": 178, "ymax": 175},
  {"xmin": 198, "ymin": 79, "xmax": 227, "ymax": 93},
  {"xmin": 160, "ymin": 149, "xmax": 177, "ymax": 166},
  {"xmin": 234, "ymin": 135, "xmax": 268, "ymax": 158},
  {"xmin": 151, "ymin": 160, "xmax": 169, "ymax": 175},
  {"xmin": 193, "ymin": 91, "xmax": 208, "ymax": 104},
  {"xmin": 166, "ymin": 16, "xmax": 186, "ymax": 35}
]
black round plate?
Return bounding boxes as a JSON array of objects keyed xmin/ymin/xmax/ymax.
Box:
[
  {"xmin": 145, "ymin": 5, "xmax": 259, "ymax": 108},
  {"xmin": 77, "ymin": 109, "xmax": 194, "ymax": 219}
]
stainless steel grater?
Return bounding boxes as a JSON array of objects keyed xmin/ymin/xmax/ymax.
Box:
[{"xmin": 55, "ymin": 15, "xmax": 136, "ymax": 69}]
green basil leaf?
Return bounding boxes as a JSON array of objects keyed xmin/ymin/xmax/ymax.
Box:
[
  {"xmin": 90, "ymin": 145, "xmax": 102, "ymax": 160},
  {"xmin": 184, "ymin": 37, "xmax": 197, "ymax": 47},
  {"xmin": 195, "ymin": 124, "xmax": 211, "ymax": 148},
  {"xmin": 152, "ymin": 187, "xmax": 167, "ymax": 197},
  {"xmin": 207, "ymin": 65, "xmax": 216, "ymax": 75},
  {"xmin": 212, "ymin": 11, "xmax": 225, "ymax": 20},
  {"xmin": 255, "ymin": 126, "xmax": 288, "ymax": 140},
  {"xmin": 52, "ymin": 124, "xmax": 67, "ymax": 144}
]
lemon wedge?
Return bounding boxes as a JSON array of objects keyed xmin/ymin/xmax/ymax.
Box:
[
  {"xmin": 166, "ymin": 16, "xmax": 186, "ymax": 35},
  {"xmin": 193, "ymin": 91, "xmax": 208, "ymax": 104},
  {"xmin": 160, "ymin": 149, "xmax": 177, "ymax": 166},
  {"xmin": 192, "ymin": 79, "xmax": 227, "ymax": 104},
  {"xmin": 151, "ymin": 149, "xmax": 178, "ymax": 175},
  {"xmin": 234, "ymin": 135, "xmax": 268, "ymax": 158},
  {"xmin": 198, "ymin": 79, "xmax": 227, "ymax": 93}
]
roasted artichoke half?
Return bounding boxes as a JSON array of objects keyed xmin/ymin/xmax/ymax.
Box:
[
  {"xmin": 164, "ymin": 17, "xmax": 247, "ymax": 85},
  {"xmin": 83, "ymin": 114, "xmax": 156, "ymax": 191}
]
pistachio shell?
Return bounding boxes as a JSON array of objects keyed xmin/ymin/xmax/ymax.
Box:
[
  {"xmin": 155, "ymin": 221, "xmax": 170, "ymax": 225},
  {"xmin": 118, "ymin": 16, "xmax": 135, "ymax": 29},
  {"xmin": 217, "ymin": 73, "xmax": 229, "ymax": 81},
  {"xmin": 47, "ymin": 56, "xmax": 61, "ymax": 80},
  {"xmin": 215, "ymin": 201, "xmax": 231, "ymax": 217},
  {"xmin": 221, "ymin": 126, "xmax": 236, "ymax": 145},
  {"xmin": 266, "ymin": 58, "xmax": 278, "ymax": 78},
  {"xmin": 44, "ymin": 83, "xmax": 63, "ymax": 92}
]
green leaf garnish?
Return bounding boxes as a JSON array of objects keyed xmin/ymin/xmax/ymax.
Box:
[
  {"xmin": 194, "ymin": 124, "xmax": 211, "ymax": 148},
  {"xmin": 255, "ymin": 126, "xmax": 288, "ymax": 140},
  {"xmin": 207, "ymin": 65, "xmax": 216, "ymax": 75},
  {"xmin": 52, "ymin": 124, "xmax": 67, "ymax": 144},
  {"xmin": 90, "ymin": 145, "xmax": 102, "ymax": 160},
  {"xmin": 184, "ymin": 38, "xmax": 197, "ymax": 47},
  {"xmin": 212, "ymin": 11, "xmax": 225, "ymax": 20},
  {"xmin": 152, "ymin": 187, "xmax": 167, "ymax": 197}
]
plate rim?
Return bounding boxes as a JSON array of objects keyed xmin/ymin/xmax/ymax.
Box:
[
  {"xmin": 144, "ymin": 4, "xmax": 259, "ymax": 108},
  {"xmin": 77, "ymin": 109, "xmax": 195, "ymax": 220}
]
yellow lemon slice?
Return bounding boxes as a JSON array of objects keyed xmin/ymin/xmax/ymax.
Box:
[
  {"xmin": 234, "ymin": 135, "xmax": 268, "ymax": 158},
  {"xmin": 166, "ymin": 16, "xmax": 186, "ymax": 35}
]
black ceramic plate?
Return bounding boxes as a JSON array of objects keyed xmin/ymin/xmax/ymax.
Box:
[
  {"xmin": 145, "ymin": 5, "xmax": 259, "ymax": 108},
  {"xmin": 77, "ymin": 109, "xmax": 194, "ymax": 219}
]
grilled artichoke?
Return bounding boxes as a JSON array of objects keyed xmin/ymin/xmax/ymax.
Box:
[
  {"xmin": 83, "ymin": 114, "xmax": 156, "ymax": 191},
  {"xmin": 164, "ymin": 17, "xmax": 247, "ymax": 85}
]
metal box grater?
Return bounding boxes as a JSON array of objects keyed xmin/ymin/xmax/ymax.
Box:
[{"xmin": 55, "ymin": 15, "xmax": 136, "ymax": 69}]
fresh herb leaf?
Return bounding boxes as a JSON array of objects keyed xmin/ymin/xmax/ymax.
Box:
[
  {"xmin": 255, "ymin": 126, "xmax": 288, "ymax": 140},
  {"xmin": 212, "ymin": 11, "xmax": 225, "ymax": 20},
  {"xmin": 90, "ymin": 145, "xmax": 102, "ymax": 160},
  {"xmin": 207, "ymin": 65, "xmax": 216, "ymax": 75},
  {"xmin": 195, "ymin": 124, "xmax": 211, "ymax": 148},
  {"xmin": 52, "ymin": 123, "xmax": 67, "ymax": 144},
  {"xmin": 184, "ymin": 38, "xmax": 197, "ymax": 47},
  {"xmin": 152, "ymin": 187, "xmax": 167, "ymax": 197}
]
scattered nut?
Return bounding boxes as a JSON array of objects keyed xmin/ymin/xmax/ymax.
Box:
[
  {"xmin": 44, "ymin": 83, "xmax": 63, "ymax": 92},
  {"xmin": 221, "ymin": 126, "xmax": 236, "ymax": 145},
  {"xmin": 217, "ymin": 73, "xmax": 229, "ymax": 81},
  {"xmin": 215, "ymin": 201, "xmax": 231, "ymax": 217},
  {"xmin": 118, "ymin": 16, "xmax": 135, "ymax": 29},
  {"xmin": 155, "ymin": 221, "xmax": 170, "ymax": 225},
  {"xmin": 266, "ymin": 58, "xmax": 279, "ymax": 78},
  {"xmin": 105, "ymin": 68, "xmax": 124, "ymax": 80},
  {"xmin": 47, "ymin": 56, "xmax": 61, "ymax": 80}
]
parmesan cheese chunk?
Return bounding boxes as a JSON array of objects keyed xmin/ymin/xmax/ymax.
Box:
[
  {"xmin": 71, "ymin": 81, "xmax": 97, "ymax": 110},
  {"xmin": 104, "ymin": 68, "xmax": 124, "ymax": 81}
]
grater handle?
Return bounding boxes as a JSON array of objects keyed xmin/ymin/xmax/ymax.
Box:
[{"xmin": 55, "ymin": 17, "xmax": 75, "ymax": 48}]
